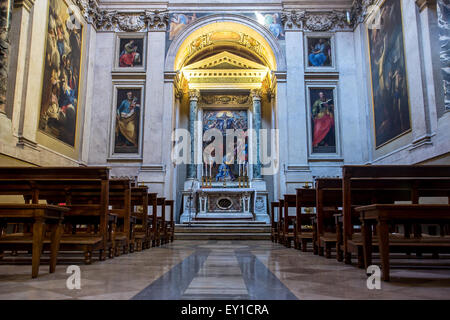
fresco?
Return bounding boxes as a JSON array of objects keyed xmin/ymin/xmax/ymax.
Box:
[
  {"xmin": 38, "ymin": 0, "xmax": 83, "ymax": 147},
  {"xmin": 367, "ymin": 0, "xmax": 411, "ymax": 147}
]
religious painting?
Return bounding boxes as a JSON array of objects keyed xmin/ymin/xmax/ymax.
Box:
[
  {"xmin": 118, "ymin": 38, "xmax": 143, "ymax": 68},
  {"xmin": 113, "ymin": 88, "xmax": 143, "ymax": 154},
  {"xmin": 38, "ymin": 0, "xmax": 83, "ymax": 147},
  {"xmin": 437, "ymin": 0, "xmax": 450, "ymax": 111},
  {"xmin": 169, "ymin": 13, "xmax": 199, "ymax": 41},
  {"xmin": 306, "ymin": 36, "xmax": 333, "ymax": 68},
  {"xmin": 367, "ymin": 0, "xmax": 411, "ymax": 148},
  {"xmin": 255, "ymin": 12, "xmax": 285, "ymax": 40},
  {"xmin": 309, "ymin": 88, "xmax": 336, "ymax": 154},
  {"xmin": 202, "ymin": 110, "xmax": 249, "ymax": 181}
]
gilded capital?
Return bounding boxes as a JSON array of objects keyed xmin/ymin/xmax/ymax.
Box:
[
  {"xmin": 251, "ymin": 89, "xmax": 262, "ymax": 101},
  {"xmin": 189, "ymin": 89, "xmax": 200, "ymax": 102}
]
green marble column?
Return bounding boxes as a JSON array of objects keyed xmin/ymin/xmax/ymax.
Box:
[
  {"xmin": 251, "ymin": 90, "xmax": 262, "ymax": 179},
  {"xmin": 187, "ymin": 89, "xmax": 200, "ymax": 179}
]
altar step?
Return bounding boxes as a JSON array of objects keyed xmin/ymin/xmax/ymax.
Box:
[{"xmin": 174, "ymin": 222, "xmax": 271, "ymax": 240}]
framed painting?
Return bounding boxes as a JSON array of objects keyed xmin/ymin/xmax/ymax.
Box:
[
  {"xmin": 114, "ymin": 33, "xmax": 146, "ymax": 72},
  {"xmin": 367, "ymin": 0, "xmax": 411, "ymax": 148},
  {"xmin": 201, "ymin": 109, "xmax": 249, "ymax": 181},
  {"xmin": 38, "ymin": 0, "xmax": 83, "ymax": 147},
  {"xmin": 305, "ymin": 34, "xmax": 336, "ymax": 72},
  {"xmin": 109, "ymin": 83, "xmax": 145, "ymax": 158},
  {"xmin": 306, "ymin": 85, "xmax": 340, "ymax": 156}
]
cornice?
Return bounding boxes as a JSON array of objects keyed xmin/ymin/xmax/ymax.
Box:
[{"xmin": 75, "ymin": 0, "xmax": 169, "ymax": 31}]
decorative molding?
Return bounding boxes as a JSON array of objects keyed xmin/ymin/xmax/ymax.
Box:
[
  {"xmin": 13, "ymin": 0, "xmax": 35, "ymax": 11},
  {"xmin": 139, "ymin": 165, "xmax": 166, "ymax": 172},
  {"xmin": 282, "ymin": 10, "xmax": 352, "ymax": 32},
  {"xmin": 200, "ymin": 94, "xmax": 251, "ymax": 105},
  {"xmin": 416, "ymin": 0, "xmax": 437, "ymax": 11},
  {"xmin": 349, "ymin": 0, "xmax": 376, "ymax": 27},
  {"xmin": 75, "ymin": 0, "xmax": 168, "ymax": 32},
  {"xmin": 16, "ymin": 136, "xmax": 39, "ymax": 150}
]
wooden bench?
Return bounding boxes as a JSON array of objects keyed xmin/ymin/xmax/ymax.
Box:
[
  {"xmin": 0, "ymin": 204, "xmax": 68, "ymax": 278},
  {"xmin": 108, "ymin": 179, "xmax": 133, "ymax": 255},
  {"xmin": 0, "ymin": 167, "xmax": 111, "ymax": 264},
  {"xmin": 148, "ymin": 193, "xmax": 158, "ymax": 247},
  {"xmin": 315, "ymin": 178, "xmax": 342, "ymax": 259},
  {"xmin": 342, "ymin": 165, "xmax": 450, "ymax": 267},
  {"xmin": 294, "ymin": 188, "xmax": 315, "ymax": 252},
  {"xmin": 157, "ymin": 197, "xmax": 167, "ymax": 245},
  {"xmin": 280, "ymin": 195, "xmax": 296, "ymax": 248},
  {"xmin": 270, "ymin": 201, "xmax": 279, "ymax": 243},
  {"xmin": 357, "ymin": 204, "xmax": 450, "ymax": 281},
  {"xmin": 165, "ymin": 200, "xmax": 175, "ymax": 243},
  {"xmin": 131, "ymin": 186, "xmax": 149, "ymax": 251}
]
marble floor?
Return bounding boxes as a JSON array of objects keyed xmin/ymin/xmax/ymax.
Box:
[{"xmin": 0, "ymin": 240, "xmax": 449, "ymax": 300}]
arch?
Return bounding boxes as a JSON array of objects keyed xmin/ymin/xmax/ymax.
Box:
[{"xmin": 165, "ymin": 14, "xmax": 286, "ymax": 73}]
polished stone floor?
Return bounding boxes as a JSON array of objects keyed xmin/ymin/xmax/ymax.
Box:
[{"xmin": 0, "ymin": 240, "xmax": 449, "ymax": 300}]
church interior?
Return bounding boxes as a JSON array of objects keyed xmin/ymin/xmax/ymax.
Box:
[{"xmin": 0, "ymin": 0, "xmax": 450, "ymax": 301}]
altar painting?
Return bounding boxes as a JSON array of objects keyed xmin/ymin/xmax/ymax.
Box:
[{"xmin": 202, "ymin": 110, "xmax": 248, "ymax": 181}]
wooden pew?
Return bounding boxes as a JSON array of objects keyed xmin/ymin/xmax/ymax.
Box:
[
  {"xmin": 294, "ymin": 188, "xmax": 316, "ymax": 252},
  {"xmin": 148, "ymin": 193, "xmax": 158, "ymax": 247},
  {"xmin": 314, "ymin": 178, "xmax": 342, "ymax": 259},
  {"xmin": 342, "ymin": 165, "xmax": 450, "ymax": 267},
  {"xmin": 157, "ymin": 197, "xmax": 167, "ymax": 245},
  {"xmin": 270, "ymin": 201, "xmax": 279, "ymax": 242},
  {"xmin": 0, "ymin": 204, "xmax": 68, "ymax": 278},
  {"xmin": 280, "ymin": 195, "xmax": 296, "ymax": 248},
  {"xmin": 108, "ymin": 179, "xmax": 133, "ymax": 255},
  {"xmin": 0, "ymin": 167, "xmax": 111, "ymax": 264},
  {"xmin": 131, "ymin": 186, "xmax": 149, "ymax": 251},
  {"xmin": 165, "ymin": 200, "xmax": 175, "ymax": 243},
  {"xmin": 358, "ymin": 204, "xmax": 450, "ymax": 281}
]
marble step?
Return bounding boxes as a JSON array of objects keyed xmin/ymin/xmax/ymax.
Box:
[
  {"xmin": 180, "ymin": 221, "xmax": 268, "ymax": 225},
  {"xmin": 175, "ymin": 227, "xmax": 270, "ymax": 233},
  {"xmin": 174, "ymin": 233, "xmax": 271, "ymax": 240}
]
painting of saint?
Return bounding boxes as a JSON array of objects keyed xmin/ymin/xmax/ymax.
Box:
[
  {"xmin": 202, "ymin": 110, "xmax": 248, "ymax": 179},
  {"xmin": 114, "ymin": 89, "xmax": 141, "ymax": 154},
  {"xmin": 310, "ymin": 89, "xmax": 336, "ymax": 154},
  {"xmin": 307, "ymin": 37, "xmax": 332, "ymax": 67},
  {"xmin": 118, "ymin": 38, "xmax": 143, "ymax": 68},
  {"xmin": 38, "ymin": 0, "xmax": 82, "ymax": 147},
  {"xmin": 367, "ymin": 0, "xmax": 411, "ymax": 147}
]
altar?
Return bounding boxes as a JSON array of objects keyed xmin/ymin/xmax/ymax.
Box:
[
  {"xmin": 196, "ymin": 188, "xmax": 255, "ymax": 219},
  {"xmin": 177, "ymin": 57, "xmax": 271, "ymax": 224}
]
